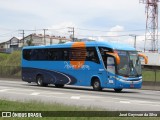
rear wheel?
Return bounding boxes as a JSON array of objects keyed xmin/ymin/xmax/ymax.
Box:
[
  {"xmin": 92, "ymin": 78, "xmax": 102, "ymax": 91},
  {"xmin": 55, "ymin": 84, "xmax": 64, "ymax": 88},
  {"xmin": 114, "ymin": 89, "xmax": 122, "ymax": 93},
  {"xmin": 36, "ymin": 75, "xmax": 48, "ymax": 87}
]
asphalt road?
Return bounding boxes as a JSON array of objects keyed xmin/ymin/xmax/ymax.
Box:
[{"xmin": 0, "ymin": 79, "xmax": 160, "ymax": 111}]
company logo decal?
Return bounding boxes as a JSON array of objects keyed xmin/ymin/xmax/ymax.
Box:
[
  {"xmin": 70, "ymin": 42, "xmax": 87, "ymax": 69},
  {"xmin": 64, "ymin": 61, "xmax": 90, "ymax": 70}
]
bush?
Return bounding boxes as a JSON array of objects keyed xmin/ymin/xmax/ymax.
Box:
[{"xmin": 0, "ymin": 51, "xmax": 21, "ymax": 78}]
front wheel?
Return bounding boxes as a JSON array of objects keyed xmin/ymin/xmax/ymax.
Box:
[
  {"xmin": 92, "ymin": 79, "xmax": 102, "ymax": 91},
  {"xmin": 114, "ymin": 89, "xmax": 122, "ymax": 93}
]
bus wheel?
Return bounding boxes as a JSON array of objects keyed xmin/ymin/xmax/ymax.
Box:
[
  {"xmin": 55, "ymin": 84, "xmax": 64, "ymax": 88},
  {"xmin": 114, "ymin": 89, "xmax": 122, "ymax": 93},
  {"xmin": 36, "ymin": 75, "xmax": 48, "ymax": 87},
  {"xmin": 92, "ymin": 79, "xmax": 102, "ymax": 91}
]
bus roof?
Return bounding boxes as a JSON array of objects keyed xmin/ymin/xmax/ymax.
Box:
[{"xmin": 23, "ymin": 41, "xmax": 136, "ymax": 51}]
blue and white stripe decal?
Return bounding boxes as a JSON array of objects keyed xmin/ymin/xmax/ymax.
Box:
[
  {"xmin": 107, "ymin": 71, "xmax": 142, "ymax": 83},
  {"xmin": 22, "ymin": 67, "xmax": 77, "ymax": 85}
]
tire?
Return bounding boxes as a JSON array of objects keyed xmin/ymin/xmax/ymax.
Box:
[
  {"xmin": 114, "ymin": 89, "xmax": 122, "ymax": 93},
  {"xmin": 92, "ymin": 78, "xmax": 102, "ymax": 91},
  {"xmin": 55, "ymin": 84, "xmax": 64, "ymax": 88},
  {"xmin": 36, "ymin": 75, "xmax": 48, "ymax": 87}
]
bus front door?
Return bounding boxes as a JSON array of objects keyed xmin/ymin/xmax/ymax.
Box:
[{"xmin": 106, "ymin": 57, "xmax": 116, "ymax": 87}]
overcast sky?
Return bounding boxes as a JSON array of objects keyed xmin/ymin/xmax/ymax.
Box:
[{"xmin": 0, "ymin": 0, "xmax": 157, "ymax": 50}]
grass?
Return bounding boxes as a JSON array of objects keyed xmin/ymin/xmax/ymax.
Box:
[
  {"xmin": 0, "ymin": 51, "xmax": 21, "ymax": 78},
  {"xmin": 0, "ymin": 53, "xmax": 9, "ymax": 61},
  {"xmin": 0, "ymin": 99, "xmax": 100, "ymax": 111},
  {"xmin": 142, "ymin": 70, "xmax": 160, "ymax": 82},
  {"xmin": 0, "ymin": 51, "xmax": 21, "ymax": 66},
  {"xmin": 0, "ymin": 99, "xmax": 159, "ymax": 120}
]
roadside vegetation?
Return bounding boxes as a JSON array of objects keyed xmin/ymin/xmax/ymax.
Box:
[
  {"xmin": 0, "ymin": 51, "xmax": 21, "ymax": 66},
  {"xmin": 0, "ymin": 51, "xmax": 21, "ymax": 78},
  {"xmin": 0, "ymin": 99, "xmax": 159, "ymax": 120},
  {"xmin": 142, "ymin": 70, "xmax": 160, "ymax": 82}
]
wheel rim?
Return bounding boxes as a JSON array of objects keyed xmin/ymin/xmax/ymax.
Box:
[
  {"xmin": 94, "ymin": 81, "xmax": 99, "ymax": 88},
  {"xmin": 37, "ymin": 77, "xmax": 42, "ymax": 85}
]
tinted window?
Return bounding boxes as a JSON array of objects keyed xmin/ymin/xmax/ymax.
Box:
[
  {"xmin": 48, "ymin": 49, "xmax": 63, "ymax": 61},
  {"xmin": 63, "ymin": 49, "xmax": 69, "ymax": 61},
  {"xmin": 23, "ymin": 49, "xmax": 31, "ymax": 60},
  {"xmin": 23, "ymin": 48, "xmax": 70, "ymax": 61},
  {"xmin": 98, "ymin": 47, "xmax": 113, "ymax": 68},
  {"xmin": 70, "ymin": 47, "xmax": 86, "ymax": 61},
  {"xmin": 86, "ymin": 47, "xmax": 100, "ymax": 63},
  {"xmin": 48, "ymin": 49, "xmax": 57, "ymax": 60},
  {"xmin": 37, "ymin": 49, "xmax": 48, "ymax": 60},
  {"xmin": 23, "ymin": 47, "xmax": 99, "ymax": 63},
  {"xmin": 98, "ymin": 47, "xmax": 113, "ymax": 55}
]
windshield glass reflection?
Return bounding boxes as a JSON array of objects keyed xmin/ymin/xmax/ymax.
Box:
[{"xmin": 117, "ymin": 51, "xmax": 141, "ymax": 77}]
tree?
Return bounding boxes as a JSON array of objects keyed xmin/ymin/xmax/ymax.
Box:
[{"xmin": 26, "ymin": 35, "xmax": 34, "ymax": 46}]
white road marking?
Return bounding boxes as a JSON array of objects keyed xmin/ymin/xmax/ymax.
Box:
[
  {"xmin": 112, "ymin": 98, "xmax": 131, "ymax": 101},
  {"xmin": 131, "ymin": 100, "xmax": 154, "ymax": 104},
  {"xmin": 120, "ymin": 101, "xmax": 130, "ymax": 104},
  {"xmin": 11, "ymin": 89, "xmax": 35, "ymax": 92},
  {"xmin": 0, "ymin": 80, "xmax": 22, "ymax": 84},
  {"xmin": 0, "ymin": 89, "xmax": 11, "ymax": 92},
  {"xmin": 80, "ymin": 95, "xmax": 103, "ymax": 98},
  {"xmin": 0, "ymin": 86, "xmax": 9, "ymax": 89},
  {"xmin": 41, "ymin": 92, "xmax": 64, "ymax": 95},
  {"xmin": 30, "ymin": 92, "xmax": 40, "ymax": 95},
  {"xmin": 70, "ymin": 96, "xmax": 80, "ymax": 99}
]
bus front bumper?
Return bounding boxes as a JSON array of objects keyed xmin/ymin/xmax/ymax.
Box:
[{"xmin": 114, "ymin": 77, "xmax": 142, "ymax": 89}]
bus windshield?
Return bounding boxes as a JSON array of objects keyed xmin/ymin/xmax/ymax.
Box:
[{"xmin": 117, "ymin": 51, "xmax": 141, "ymax": 77}]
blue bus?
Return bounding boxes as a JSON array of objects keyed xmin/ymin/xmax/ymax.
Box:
[{"xmin": 22, "ymin": 41, "xmax": 148, "ymax": 92}]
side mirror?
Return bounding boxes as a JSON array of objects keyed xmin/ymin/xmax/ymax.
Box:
[
  {"xmin": 106, "ymin": 52, "xmax": 120, "ymax": 65},
  {"xmin": 138, "ymin": 53, "xmax": 148, "ymax": 64}
]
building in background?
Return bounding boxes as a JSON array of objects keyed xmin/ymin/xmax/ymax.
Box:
[
  {"xmin": 0, "ymin": 34, "xmax": 71, "ymax": 53},
  {"xmin": 19, "ymin": 33, "xmax": 71, "ymax": 46},
  {"xmin": 0, "ymin": 37, "xmax": 19, "ymax": 49}
]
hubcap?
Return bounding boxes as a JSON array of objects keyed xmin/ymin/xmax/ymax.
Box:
[
  {"xmin": 94, "ymin": 82, "xmax": 99, "ymax": 88},
  {"xmin": 38, "ymin": 78, "xmax": 42, "ymax": 85}
]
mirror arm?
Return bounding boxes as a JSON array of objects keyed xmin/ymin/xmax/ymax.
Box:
[
  {"xmin": 106, "ymin": 52, "xmax": 120, "ymax": 65},
  {"xmin": 138, "ymin": 53, "xmax": 148, "ymax": 64}
]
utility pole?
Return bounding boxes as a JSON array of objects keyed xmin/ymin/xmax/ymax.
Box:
[
  {"xmin": 19, "ymin": 30, "xmax": 25, "ymax": 46},
  {"xmin": 129, "ymin": 34, "xmax": 137, "ymax": 49},
  {"xmin": 43, "ymin": 29, "xmax": 48, "ymax": 45},
  {"xmin": 68, "ymin": 27, "xmax": 75, "ymax": 42}
]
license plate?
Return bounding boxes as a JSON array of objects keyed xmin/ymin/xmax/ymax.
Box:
[{"xmin": 130, "ymin": 84, "xmax": 134, "ymax": 88}]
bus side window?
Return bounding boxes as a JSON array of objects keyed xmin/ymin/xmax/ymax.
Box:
[
  {"xmin": 63, "ymin": 49, "xmax": 69, "ymax": 61},
  {"xmin": 107, "ymin": 57, "xmax": 115, "ymax": 74},
  {"xmin": 23, "ymin": 49, "xmax": 31, "ymax": 60},
  {"xmin": 48, "ymin": 49, "xmax": 57, "ymax": 60},
  {"xmin": 57, "ymin": 50, "xmax": 63, "ymax": 60},
  {"xmin": 30, "ymin": 49, "xmax": 38, "ymax": 60},
  {"xmin": 70, "ymin": 48, "xmax": 86, "ymax": 61},
  {"xmin": 37, "ymin": 49, "xmax": 48, "ymax": 60},
  {"xmin": 86, "ymin": 47, "xmax": 100, "ymax": 64},
  {"xmin": 98, "ymin": 47, "xmax": 113, "ymax": 66}
]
